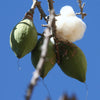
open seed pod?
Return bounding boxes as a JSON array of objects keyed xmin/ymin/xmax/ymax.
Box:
[
  {"xmin": 57, "ymin": 41, "xmax": 87, "ymax": 82},
  {"xmin": 31, "ymin": 38, "xmax": 56, "ymax": 78},
  {"xmin": 10, "ymin": 18, "xmax": 37, "ymax": 58}
]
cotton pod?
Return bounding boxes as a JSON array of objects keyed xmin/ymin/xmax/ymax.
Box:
[
  {"xmin": 31, "ymin": 38, "xmax": 56, "ymax": 78},
  {"xmin": 57, "ymin": 41, "xmax": 87, "ymax": 82},
  {"xmin": 10, "ymin": 18, "xmax": 37, "ymax": 58},
  {"xmin": 55, "ymin": 5, "xmax": 86, "ymax": 42}
]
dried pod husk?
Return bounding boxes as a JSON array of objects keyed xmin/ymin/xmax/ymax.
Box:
[
  {"xmin": 10, "ymin": 18, "xmax": 37, "ymax": 58},
  {"xmin": 57, "ymin": 41, "xmax": 87, "ymax": 82},
  {"xmin": 31, "ymin": 38, "xmax": 56, "ymax": 78}
]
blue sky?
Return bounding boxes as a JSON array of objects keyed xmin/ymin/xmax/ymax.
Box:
[{"xmin": 0, "ymin": 0, "xmax": 100, "ymax": 100}]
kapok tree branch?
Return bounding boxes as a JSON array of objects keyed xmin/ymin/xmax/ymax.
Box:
[
  {"xmin": 47, "ymin": 0, "xmax": 60, "ymax": 64},
  {"xmin": 28, "ymin": 0, "xmax": 37, "ymax": 14},
  {"xmin": 47, "ymin": 0, "xmax": 54, "ymax": 10},
  {"xmin": 26, "ymin": 0, "xmax": 47, "ymax": 22},
  {"xmin": 36, "ymin": 1, "xmax": 48, "ymax": 22},
  {"xmin": 59, "ymin": 94, "xmax": 77, "ymax": 100},
  {"xmin": 31, "ymin": 0, "xmax": 37, "ymax": 10},
  {"xmin": 25, "ymin": 9, "xmax": 55, "ymax": 100},
  {"xmin": 77, "ymin": 0, "xmax": 87, "ymax": 19},
  {"xmin": 23, "ymin": 0, "xmax": 37, "ymax": 20}
]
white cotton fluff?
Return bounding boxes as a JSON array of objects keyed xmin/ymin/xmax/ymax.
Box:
[
  {"xmin": 60, "ymin": 5, "xmax": 75, "ymax": 17},
  {"xmin": 55, "ymin": 5, "xmax": 86, "ymax": 42}
]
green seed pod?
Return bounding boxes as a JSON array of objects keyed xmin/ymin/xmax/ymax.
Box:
[
  {"xmin": 10, "ymin": 18, "xmax": 37, "ymax": 58},
  {"xmin": 31, "ymin": 38, "xmax": 56, "ymax": 78},
  {"xmin": 57, "ymin": 41, "xmax": 87, "ymax": 82}
]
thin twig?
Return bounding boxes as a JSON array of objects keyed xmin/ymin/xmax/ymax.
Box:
[
  {"xmin": 29, "ymin": 0, "xmax": 37, "ymax": 14},
  {"xmin": 38, "ymin": 33, "xmax": 53, "ymax": 38},
  {"xmin": 27, "ymin": 0, "xmax": 47, "ymax": 22},
  {"xmin": 77, "ymin": 0, "xmax": 87, "ymax": 19},
  {"xmin": 47, "ymin": 0, "xmax": 60, "ymax": 64},
  {"xmin": 23, "ymin": 0, "xmax": 37, "ymax": 20},
  {"xmin": 47, "ymin": 0, "xmax": 54, "ymax": 10},
  {"xmin": 42, "ymin": 24, "xmax": 48, "ymax": 27},
  {"xmin": 31, "ymin": 0, "xmax": 37, "ymax": 9},
  {"xmin": 25, "ymin": 9, "xmax": 55, "ymax": 100},
  {"xmin": 38, "ymin": 33, "xmax": 44, "ymax": 37},
  {"xmin": 36, "ymin": 1, "xmax": 48, "ymax": 22},
  {"xmin": 59, "ymin": 94, "xmax": 77, "ymax": 100}
]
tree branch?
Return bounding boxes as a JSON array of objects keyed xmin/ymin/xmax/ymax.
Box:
[
  {"xmin": 38, "ymin": 32, "xmax": 44, "ymax": 37},
  {"xmin": 47, "ymin": 0, "xmax": 61, "ymax": 64},
  {"xmin": 25, "ymin": 9, "xmax": 55, "ymax": 100},
  {"xmin": 36, "ymin": 1, "xmax": 48, "ymax": 22},
  {"xmin": 59, "ymin": 94, "xmax": 77, "ymax": 100},
  {"xmin": 31, "ymin": 0, "xmax": 37, "ymax": 10},
  {"xmin": 23, "ymin": 0, "xmax": 37, "ymax": 20},
  {"xmin": 24, "ymin": 0, "xmax": 47, "ymax": 22},
  {"xmin": 77, "ymin": 0, "xmax": 87, "ymax": 19},
  {"xmin": 47, "ymin": 0, "xmax": 54, "ymax": 10}
]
